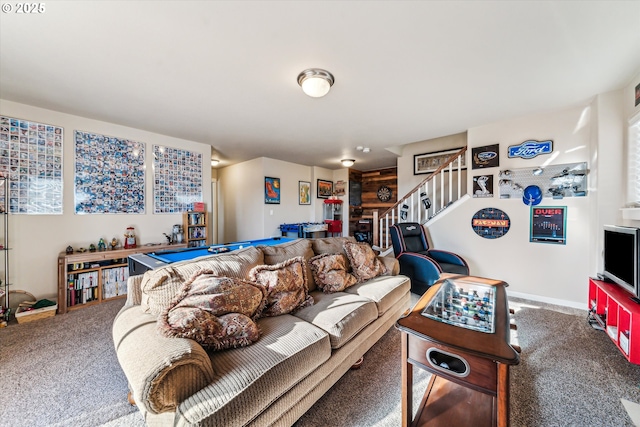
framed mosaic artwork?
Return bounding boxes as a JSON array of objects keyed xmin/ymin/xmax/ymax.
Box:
[
  {"xmin": 74, "ymin": 131, "xmax": 145, "ymax": 214},
  {"xmin": 153, "ymin": 145, "xmax": 203, "ymax": 213},
  {"xmin": 0, "ymin": 116, "xmax": 63, "ymax": 214}
]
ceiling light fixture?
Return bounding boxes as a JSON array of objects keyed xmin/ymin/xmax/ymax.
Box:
[
  {"xmin": 297, "ymin": 68, "xmax": 334, "ymax": 98},
  {"xmin": 211, "ymin": 159, "xmax": 220, "ymax": 167},
  {"xmin": 341, "ymin": 159, "xmax": 355, "ymax": 167}
]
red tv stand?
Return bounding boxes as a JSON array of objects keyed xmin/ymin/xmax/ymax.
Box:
[{"xmin": 588, "ymin": 278, "xmax": 640, "ymax": 365}]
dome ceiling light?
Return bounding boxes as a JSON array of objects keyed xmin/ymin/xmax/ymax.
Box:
[
  {"xmin": 341, "ymin": 159, "xmax": 355, "ymax": 167},
  {"xmin": 297, "ymin": 68, "xmax": 335, "ymax": 98}
]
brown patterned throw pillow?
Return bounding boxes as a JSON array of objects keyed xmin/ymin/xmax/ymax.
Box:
[
  {"xmin": 259, "ymin": 238, "xmax": 317, "ymax": 292},
  {"xmin": 158, "ymin": 269, "xmax": 267, "ymax": 351},
  {"xmin": 308, "ymin": 253, "xmax": 357, "ymax": 293},
  {"xmin": 343, "ymin": 241, "xmax": 387, "ymax": 283},
  {"xmin": 249, "ymin": 256, "xmax": 314, "ymax": 317}
]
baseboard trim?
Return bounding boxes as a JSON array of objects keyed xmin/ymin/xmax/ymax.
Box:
[{"xmin": 508, "ymin": 291, "xmax": 585, "ymax": 311}]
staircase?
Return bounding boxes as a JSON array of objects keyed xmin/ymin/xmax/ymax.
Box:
[{"xmin": 372, "ymin": 146, "xmax": 468, "ymax": 253}]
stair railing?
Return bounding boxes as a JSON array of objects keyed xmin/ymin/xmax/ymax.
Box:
[{"xmin": 372, "ymin": 146, "xmax": 467, "ymax": 251}]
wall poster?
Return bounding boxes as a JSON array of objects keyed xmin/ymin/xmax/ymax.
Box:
[
  {"xmin": 265, "ymin": 177, "xmax": 280, "ymax": 204},
  {"xmin": 0, "ymin": 116, "xmax": 63, "ymax": 214},
  {"xmin": 414, "ymin": 148, "xmax": 466, "ymax": 175},
  {"xmin": 74, "ymin": 131, "xmax": 145, "ymax": 214},
  {"xmin": 472, "ymin": 175, "xmax": 494, "ymax": 198},
  {"xmin": 471, "ymin": 144, "xmax": 500, "ymax": 169},
  {"xmin": 317, "ymin": 179, "xmax": 333, "ymax": 199},
  {"xmin": 530, "ymin": 206, "xmax": 567, "ymax": 245},
  {"xmin": 299, "ymin": 181, "xmax": 311, "ymax": 205},
  {"xmin": 153, "ymin": 145, "xmax": 203, "ymax": 213}
]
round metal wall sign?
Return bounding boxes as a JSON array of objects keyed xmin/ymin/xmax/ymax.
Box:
[{"xmin": 471, "ymin": 208, "xmax": 510, "ymax": 239}]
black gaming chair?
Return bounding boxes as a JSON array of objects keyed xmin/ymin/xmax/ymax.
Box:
[{"xmin": 389, "ymin": 222, "xmax": 469, "ymax": 295}]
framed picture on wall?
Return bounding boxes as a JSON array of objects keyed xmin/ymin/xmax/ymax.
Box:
[
  {"xmin": 414, "ymin": 148, "xmax": 466, "ymax": 175},
  {"xmin": 265, "ymin": 177, "xmax": 280, "ymax": 204},
  {"xmin": 471, "ymin": 144, "xmax": 500, "ymax": 169},
  {"xmin": 299, "ymin": 181, "xmax": 311, "ymax": 205},
  {"xmin": 317, "ymin": 179, "xmax": 333, "ymax": 199},
  {"xmin": 530, "ymin": 206, "xmax": 566, "ymax": 245}
]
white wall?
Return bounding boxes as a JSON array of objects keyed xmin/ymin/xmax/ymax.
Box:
[
  {"xmin": 217, "ymin": 158, "xmax": 340, "ymax": 242},
  {"xmin": 217, "ymin": 158, "xmax": 265, "ymax": 242},
  {"xmin": 590, "ymin": 91, "xmax": 626, "ymax": 276},
  {"xmin": 427, "ymin": 103, "xmax": 593, "ymax": 307},
  {"xmin": 397, "ymin": 132, "xmax": 467, "ymax": 197},
  {"xmin": 263, "ymin": 158, "xmax": 317, "ymax": 237},
  {"xmin": 623, "ymin": 70, "xmax": 640, "ymax": 123},
  {"xmin": 312, "ymin": 166, "xmax": 335, "ymax": 223},
  {"xmin": 331, "ymin": 167, "xmax": 349, "ymax": 236},
  {"xmin": 0, "ymin": 99, "xmax": 212, "ymax": 300},
  {"xmin": 622, "ymin": 70, "xmax": 640, "ymax": 227}
]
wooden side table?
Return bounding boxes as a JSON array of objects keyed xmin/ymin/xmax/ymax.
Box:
[{"xmin": 396, "ymin": 274, "xmax": 520, "ymax": 427}]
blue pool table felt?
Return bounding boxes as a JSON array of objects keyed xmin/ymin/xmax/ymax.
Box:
[{"xmin": 147, "ymin": 237, "xmax": 294, "ymax": 264}]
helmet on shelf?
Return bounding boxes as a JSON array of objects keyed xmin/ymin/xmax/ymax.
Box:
[{"xmin": 522, "ymin": 185, "xmax": 542, "ymax": 206}]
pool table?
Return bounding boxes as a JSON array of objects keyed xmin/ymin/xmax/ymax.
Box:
[{"xmin": 128, "ymin": 237, "xmax": 294, "ymax": 276}]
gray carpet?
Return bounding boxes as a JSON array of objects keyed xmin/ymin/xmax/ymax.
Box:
[{"xmin": 1, "ymin": 297, "xmax": 639, "ymax": 426}]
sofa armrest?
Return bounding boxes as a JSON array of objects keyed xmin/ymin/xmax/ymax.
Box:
[
  {"xmin": 113, "ymin": 305, "xmax": 215, "ymax": 415},
  {"xmin": 125, "ymin": 275, "xmax": 144, "ymax": 306}
]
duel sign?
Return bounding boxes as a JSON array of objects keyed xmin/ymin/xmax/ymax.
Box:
[
  {"xmin": 508, "ymin": 140, "xmax": 553, "ymax": 159},
  {"xmin": 530, "ymin": 206, "xmax": 567, "ymax": 245}
]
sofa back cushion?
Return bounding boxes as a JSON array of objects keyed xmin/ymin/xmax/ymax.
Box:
[
  {"xmin": 311, "ymin": 236, "xmax": 357, "ymax": 256},
  {"xmin": 259, "ymin": 238, "xmax": 317, "ymax": 291},
  {"xmin": 140, "ymin": 246, "xmax": 264, "ymax": 315}
]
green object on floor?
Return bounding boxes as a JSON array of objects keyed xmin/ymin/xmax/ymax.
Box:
[{"xmin": 32, "ymin": 299, "xmax": 56, "ymax": 309}]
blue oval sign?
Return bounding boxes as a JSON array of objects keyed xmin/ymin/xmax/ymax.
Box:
[{"xmin": 477, "ymin": 151, "xmax": 497, "ymax": 162}]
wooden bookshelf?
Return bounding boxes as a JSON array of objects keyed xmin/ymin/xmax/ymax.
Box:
[
  {"xmin": 183, "ymin": 211, "xmax": 208, "ymax": 247},
  {"xmin": 57, "ymin": 243, "xmax": 185, "ymax": 314}
]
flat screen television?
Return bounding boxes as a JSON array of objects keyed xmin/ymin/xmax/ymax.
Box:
[{"xmin": 602, "ymin": 225, "xmax": 640, "ymax": 299}]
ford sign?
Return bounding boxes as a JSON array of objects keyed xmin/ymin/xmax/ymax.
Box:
[
  {"xmin": 508, "ymin": 140, "xmax": 553, "ymax": 159},
  {"xmin": 477, "ymin": 151, "xmax": 497, "ymax": 162}
]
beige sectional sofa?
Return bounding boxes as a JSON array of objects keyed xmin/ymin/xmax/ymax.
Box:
[{"xmin": 112, "ymin": 237, "xmax": 411, "ymax": 426}]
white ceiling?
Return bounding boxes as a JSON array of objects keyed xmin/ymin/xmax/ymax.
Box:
[{"xmin": 1, "ymin": 1, "xmax": 639, "ymax": 171}]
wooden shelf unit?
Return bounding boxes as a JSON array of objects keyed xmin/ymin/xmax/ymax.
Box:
[
  {"xmin": 183, "ymin": 211, "xmax": 208, "ymax": 247},
  {"xmin": 57, "ymin": 243, "xmax": 185, "ymax": 314},
  {"xmin": 589, "ymin": 278, "xmax": 640, "ymax": 364}
]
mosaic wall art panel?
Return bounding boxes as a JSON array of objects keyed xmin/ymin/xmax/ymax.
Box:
[
  {"xmin": 153, "ymin": 145, "xmax": 203, "ymax": 213},
  {"xmin": 0, "ymin": 116, "xmax": 63, "ymax": 214},
  {"xmin": 74, "ymin": 131, "xmax": 145, "ymax": 214}
]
